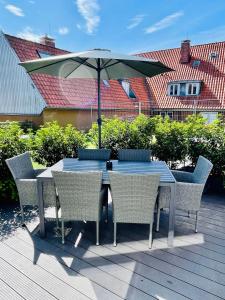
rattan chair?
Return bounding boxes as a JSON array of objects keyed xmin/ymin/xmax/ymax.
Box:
[
  {"xmin": 6, "ymin": 152, "xmax": 58, "ymax": 225},
  {"xmin": 109, "ymin": 172, "xmax": 160, "ymax": 248},
  {"xmin": 52, "ymin": 170, "xmax": 104, "ymax": 245},
  {"xmin": 157, "ymin": 156, "xmax": 213, "ymax": 233},
  {"xmin": 118, "ymin": 149, "xmax": 151, "ymax": 162},
  {"xmin": 78, "ymin": 148, "xmax": 111, "ymax": 161}
]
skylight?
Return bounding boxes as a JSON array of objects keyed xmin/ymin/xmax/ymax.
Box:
[
  {"xmin": 103, "ymin": 79, "xmax": 110, "ymax": 87},
  {"xmin": 192, "ymin": 60, "xmax": 201, "ymax": 68},
  {"xmin": 209, "ymin": 52, "xmax": 219, "ymax": 59},
  {"xmin": 37, "ymin": 50, "xmax": 53, "ymax": 58},
  {"xmin": 119, "ymin": 79, "xmax": 136, "ymax": 99}
]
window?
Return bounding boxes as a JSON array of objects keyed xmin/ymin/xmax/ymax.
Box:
[
  {"xmin": 192, "ymin": 60, "xmax": 201, "ymax": 68},
  {"xmin": 37, "ymin": 50, "xmax": 52, "ymax": 58},
  {"xmin": 119, "ymin": 79, "xmax": 136, "ymax": 99},
  {"xmin": 102, "ymin": 79, "xmax": 110, "ymax": 87},
  {"xmin": 209, "ymin": 52, "xmax": 219, "ymax": 59},
  {"xmin": 169, "ymin": 84, "xmax": 179, "ymax": 96},
  {"xmin": 168, "ymin": 81, "xmax": 201, "ymax": 97},
  {"xmin": 186, "ymin": 83, "xmax": 200, "ymax": 95},
  {"xmin": 201, "ymin": 112, "xmax": 218, "ymax": 124},
  {"xmin": 160, "ymin": 111, "xmax": 173, "ymax": 119}
]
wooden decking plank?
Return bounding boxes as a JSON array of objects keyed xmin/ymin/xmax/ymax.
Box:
[
  {"xmin": 116, "ymin": 225, "xmax": 225, "ymax": 286},
  {"xmin": 102, "ymin": 230, "xmax": 225, "ymax": 299},
  {"xmin": 175, "ymin": 218, "xmax": 225, "ymax": 251},
  {"xmin": 158, "ymin": 216, "xmax": 225, "ymax": 256},
  {"xmin": 65, "ymin": 224, "xmax": 223, "ymax": 300},
  {"xmin": 3, "ymin": 235, "xmax": 124, "ymax": 300},
  {"xmin": 6, "ymin": 231, "xmax": 155, "ymax": 300},
  {"xmin": 174, "ymin": 224, "xmax": 225, "ymax": 256},
  {"xmin": 0, "ymin": 256, "xmax": 57, "ymax": 300},
  {"xmin": 0, "ymin": 278, "xmax": 25, "ymax": 300},
  {"xmin": 186, "ymin": 211, "xmax": 225, "ymax": 228},
  {"xmin": 176, "ymin": 214, "xmax": 225, "ymax": 238},
  {"xmin": 46, "ymin": 230, "xmax": 188, "ymax": 300},
  {"xmin": 0, "ymin": 241, "xmax": 91, "ymax": 300}
]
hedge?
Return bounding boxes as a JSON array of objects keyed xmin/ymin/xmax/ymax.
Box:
[
  {"xmin": 31, "ymin": 121, "xmax": 87, "ymax": 166},
  {"xmin": 0, "ymin": 122, "xmax": 28, "ymax": 201},
  {"xmin": 1, "ymin": 115, "xmax": 225, "ymax": 201}
]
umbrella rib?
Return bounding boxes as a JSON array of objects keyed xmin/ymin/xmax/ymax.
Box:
[
  {"xmin": 101, "ymin": 59, "xmax": 113, "ymax": 69},
  {"xmin": 65, "ymin": 58, "xmax": 89, "ymax": 78},
  {"xmin": 26, "ymin": 58, "xmax": 70, "ymax": 73},
  {"xmin": 71, "ymin": 58, "xmax": 98, "ymax": 71},
  {"xmin": 104, "ymin": 61, "xmax": 121, "ymax": 69}
]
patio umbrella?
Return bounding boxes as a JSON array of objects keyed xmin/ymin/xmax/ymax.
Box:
[{"xmin": 19, "ymin": 49, "xmax": 173, "ymax": 148}]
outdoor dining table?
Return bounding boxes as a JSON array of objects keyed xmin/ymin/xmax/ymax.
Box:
[{"xmin": 37, "ymin": 159, "xmax": 176, "ymax": 247}]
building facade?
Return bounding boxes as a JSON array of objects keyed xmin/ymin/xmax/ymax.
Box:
[{"xmin": 1, "ymin": 32, "xmax": 225, "ymax": 128}]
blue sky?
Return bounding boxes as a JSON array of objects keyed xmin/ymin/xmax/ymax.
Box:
[{"xmin": 1, "ymin": 0, "xmax": 225, "ymax": 54}]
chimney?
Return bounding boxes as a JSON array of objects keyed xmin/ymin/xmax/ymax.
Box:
[
  {"xmin": 40, "ymin": 35, "xmax": 55, "ymax": 47},
  {"xmin": 180, "ymin": 40, "xmax": 191, "ymax": 64}
]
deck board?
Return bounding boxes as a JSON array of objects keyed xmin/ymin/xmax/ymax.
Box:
[{"xmin": 0, "ymin": 193, "xmax": 225, "ymax": 300}]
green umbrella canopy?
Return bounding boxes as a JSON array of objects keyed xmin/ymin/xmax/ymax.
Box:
[{"xmin": 20, "ymin": 49, "xmax": 173, "ymax": 147}]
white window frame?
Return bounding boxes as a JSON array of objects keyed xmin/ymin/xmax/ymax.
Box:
[
  {"xmin": 168, "ymin": 84, "xmax": 180, "ymax": 96},
  {"xmin": 186, "ymin": 82, "xmax": 200, "ymax": 96}
]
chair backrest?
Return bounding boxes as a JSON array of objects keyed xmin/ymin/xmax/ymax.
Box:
[
  {"xmin": 78, "ymin": 149, "xmax": 111, "ymax": 161},
  {"xmin": 193, "ymin": 156, "xmax": 213, "ymax": 184},
  {"xmin": 52, "ymin": 171, "xmax": 102, "ymax": 221},
  {"xmin": 109, "ymin": 172, "xmax": 160, "ymax": 224},
  {"xmin": 6, "ymin": 152, "xmax": 35, "ymax": 180},
  {"xmin": 118, "ymin": 149, "xmax": 151, "ymax": 162}
]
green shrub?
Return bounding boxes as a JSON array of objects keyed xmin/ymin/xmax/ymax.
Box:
[
  {"xmin": 88, "ymin": 117, "xmax": 131, "ymax": 158},
  {"xmin": 152, "ymin": 116, "xmax": 188, "ymax": 166},
  {"xmin": 129, "ymin": 114, "xmax": 156, "ymax": 149},
  {"xmin": 32, "ymin": 121, "xmax": 86, "ymax": 166},
  {"xmin": 0, "ymin": 122, "xmax": 27, "ymax": 201},
  {"xmin": 185, "ymin": 115, "xmax": 225, "ymax": 175}
]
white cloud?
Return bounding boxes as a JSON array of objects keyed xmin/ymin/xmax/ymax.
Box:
[
  {"xmin": 75, "ymin": 0, "xmax": 100, "ymax": 34},
  {"xmin": 58, "ymin": 27, "xmax": 69, "ymax": 35},
  {"xmin": 17, "ymin": 27, "xmax": 42, "ymax": 42},
  {"xmin": 127, "ymin": 14, "xmax": 145, "ymax": 30},
  {"xmin": 145, "ymin": 11, "xmax": 184, "ymax": 34},
  {"xmin": 5, "ymin": 4, "xmax": 24, "ymax": 17}
]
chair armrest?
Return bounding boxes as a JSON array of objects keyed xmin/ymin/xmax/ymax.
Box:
[
  {"xmin": 34, "ymin": 168, "xmax": 47, "ymax": 176},
  {"xmin": 172, "ymin": 170, "xmax": 193, "ymax": 183},
  {"xmin": 176, "ymin": 182, "xmax": 204, "ymax": 211}
]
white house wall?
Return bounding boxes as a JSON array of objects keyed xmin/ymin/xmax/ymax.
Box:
[{"xmin": 0, "ymin": 32, "xmax": 46, "ymax": 115}]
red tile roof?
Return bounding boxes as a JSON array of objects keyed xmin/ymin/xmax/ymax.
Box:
[
  {"xmin": 7, "ymin": 34, "xmax": 224, "ymax": 112},
  {"xmin": 6, "ymin": 34, "xmax": 149, "ymax": 110},
  {"xmin": 138, "ymin": 42, "xmax": 225, "ymax": 110}
]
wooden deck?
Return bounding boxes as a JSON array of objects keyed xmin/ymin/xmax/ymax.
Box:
[{"xmin": 0, "ymin": 193, "xmax": 225, "ymax": 300}]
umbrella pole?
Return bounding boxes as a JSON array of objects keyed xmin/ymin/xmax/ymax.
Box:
[{"xmin": 97, "ymin": 59, "xmax": 101, "ymax": 149}]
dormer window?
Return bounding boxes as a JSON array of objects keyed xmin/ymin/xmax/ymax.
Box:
[
  {"xmin": 118, "ymin": 79, "xmax": 136, "ymax": 99},
  {"xmin": 168, "ymin": 80, "xmax": 201, "ymax": 97}
]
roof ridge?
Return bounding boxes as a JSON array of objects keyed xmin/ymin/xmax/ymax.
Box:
[
  {"xmin": 138, "ymin": 40, "xmax": 225, "ymax": 56},
  {"xmin": 4, "ymin": 33, "xmax": 70, "ymax": 53}
]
